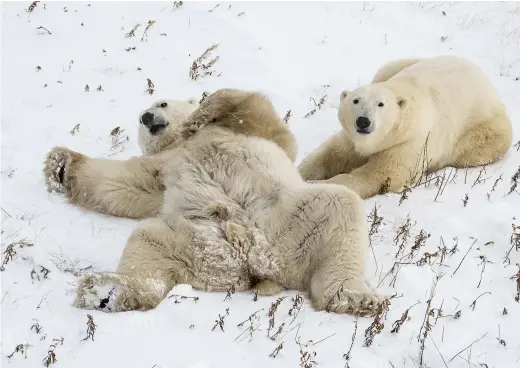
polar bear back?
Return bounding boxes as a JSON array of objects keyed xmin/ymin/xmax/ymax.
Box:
[
  {"xmin": 383, "ymin": 56, "xmax": 507, "ymax": 162},
  {"xmin": 392, "ymin": 56, "xmax": 504, "ymax": 129}
]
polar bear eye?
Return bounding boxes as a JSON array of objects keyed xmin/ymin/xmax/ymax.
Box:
[
  {"xmin": 160, "ymin": 102, "xmax": 168, "ymax": 108},
  {"xmin": 353, "ymin": 99, "xmax": 359, "ymax": 104},
  {"xmin": 378, "ymin": 102, "xmax": 384, "ymax": 107}
]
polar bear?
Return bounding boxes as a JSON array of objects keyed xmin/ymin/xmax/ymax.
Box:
[
  {"xmin": 43, "ymin": 89, "xmax": 384, "ymax": 317},
  {"xmin": 298, "ymin": 55, "xmax": 513, "ymax": 199}
]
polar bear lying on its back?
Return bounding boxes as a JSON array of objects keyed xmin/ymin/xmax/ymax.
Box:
[
  {"xmin": 299, "ymin": 55, "xmax": 513, "ymax": 199},
  {"xmin": 43, "ymin": 89, "xmax": 385, "ymax": 317}
]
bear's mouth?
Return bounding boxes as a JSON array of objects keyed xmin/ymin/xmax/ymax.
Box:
[
  {"xmin": 356, "ymin": 129, "xmax": 371, "ymax": 135},
  {"xmin": 150, "ymin": 124, "xmax": 168, "ymax": 135}
]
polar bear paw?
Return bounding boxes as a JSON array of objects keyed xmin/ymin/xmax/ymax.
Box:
[
  {"xmin": 43, "ymin": 146, "xmax": 74, "ymax": 194},
  {"xmin": 73, "ymin": 272, "xmax": 140, "ymax": 313},
  {"xmin": 325, "ymin": 289, "xmax": 387, "ymax": 317}
]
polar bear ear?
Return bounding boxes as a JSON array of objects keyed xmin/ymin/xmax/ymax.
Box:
[
  {"xmin": 340, "ymin": 90, "xmax": 349, "ymax": 102},
  {"xmin": 397, "ymin": 97, "xmax": 407, "ymax": 109}
]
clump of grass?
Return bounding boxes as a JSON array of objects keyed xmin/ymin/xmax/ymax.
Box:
[
  {"xmin": 378, "ymin": 177, "xmax": 391, "ymax": 195},
  {"xmin": 394, "ymin": 215, "xmax": 415, "ymax": 258},
  {"xmin": 43, "ymin": 338, "xmax": 64, "ymax": 367},
  {"xmin": 267, "ymin": 297, "xmax": 286, "ymax": 338},
  {"xmin": 391, "ymin": 302, "xmax": 420, "ymax": 333},
  {"xmin": 504, "ymin": 224, "xmax": 520, "ymax": 264},
  {"xmin": 189, "ymin": 44, "xmax": 220, "ymax": 81},
  {"xmin": 7, "ymin": 343, "xmax": 32, "ymax": 360},
  {"xmin": 140, "ymin": 20, "xmax": 156, "ymax": 42},
  {"xmin": 303, "ymin": 95, "xmax": 327, "ymax": 118},
  {"xmin": 363, "ymin": 298, "xmax": 390, "ymax": 347},
  {"xmin": 398, "ymin": 185, "xmax": 412, "ymax": 206},
  {"xmin": 368, "ymin": 203, "xmax": 384, "ymax": 238},
  {"xmin": 507, "ymin": 166, "xmax": 520, "ymax": 195},
  {"xmin": 1, "ymin": 239, "xmax": 34, "ymax": 271},
  {"xmin": 80, "ymin": 314, "xmax": 97, "ymax": 341},
  {"xmin": 269, "ymin": 342, "xmax": 283, "ymax": 358},
  {"xmin": 27, "ymin": 1, "xmax": 39, "ymax": 13},
  {"xmin": 146, "ymin": 78, "xmax": 155, "ymax": 95},
  {"xmin": 70, "ymin": 123, "xmax": 81, "ymax": 135},
  {"xmin": 124, "ymin": 23, "xmax": 140, "ymax": 38},
  {"xmin": 282, "ymin": 110, "xmax": 292, "ymax": 124},
  {"xmin": 211, "ymin": 308, "xmax": 229, "ymax": 332},
  {"xmin": 108, "ymin": 126, "xmax": 129, "ymax": 156}
]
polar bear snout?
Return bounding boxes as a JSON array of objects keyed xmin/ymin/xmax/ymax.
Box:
[
  {"xmin": 141, "ymin": 112, "xmax": 154, "ymax": 127},
  {"xmin": 140, "ymin": 111, "xmax": 169, "ymax": 136},
  {"xmin": 355, "ymin": 116, "xmax": 373, "ymax": 134}
]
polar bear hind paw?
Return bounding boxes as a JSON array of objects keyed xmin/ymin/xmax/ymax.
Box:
[{"xmin": 324, "ymin": 289, "xmax": 387, "ymax": 317}]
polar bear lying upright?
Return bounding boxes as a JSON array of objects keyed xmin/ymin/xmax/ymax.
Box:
[
  {"xmin": 43, "ymin": 89, "xmax": 384, "ymax": 317},
  {"xmin": 298, "ymin": 55, "xmax": 513, "ymax": 199}
]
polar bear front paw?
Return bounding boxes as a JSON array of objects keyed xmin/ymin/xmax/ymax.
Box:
[
  {"xmin": 74, "ymin": 272, "xmax": 122, "ymax": 312},
  {"xmin": 73, "ymin": 272, "xmax": 143, "ymax": 313},
  {"xmin": 43, "ymin": 146, "xmax": 74, "ymax": 194}
]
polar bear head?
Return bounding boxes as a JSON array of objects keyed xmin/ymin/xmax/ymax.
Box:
[
  {"xmin": 338, "ymin": 84, "xmax": 408, "ymax": 155},
  {"xmin": 138, "ymin": 98, "xmax": 199, "ymax": 155}
]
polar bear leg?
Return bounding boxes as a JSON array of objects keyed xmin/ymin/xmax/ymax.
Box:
[
  {"xmin": 298, "ymin": 132, "xmax": 363, "ymax": 181},
  {"xmin": 288, "ymin": 185, "xmax": 385, "ymax": 316},
  {"xmin": 371, "ymin": 58, "xmax": 423, "ymax": 83},
  {"xmin": 74, "ymin": 218, "xmax": 191, "ymax": 312},
  {"xmin": 450, "ymin": 109, "xmax": 513, "ymax": 168},
  {"xmin": 43, "ymin": 146, "xmax": 164, "ymax": 219}
]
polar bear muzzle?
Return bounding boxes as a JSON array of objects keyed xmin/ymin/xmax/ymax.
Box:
[
  {"xmin": 140, "ymin": 111, "xmax": 169, "ymax": 135},
  {"xmin": 355, "ymin": 116, "xmax": 373, "ymax": 134}
]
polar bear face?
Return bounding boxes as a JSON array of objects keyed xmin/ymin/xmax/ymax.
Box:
[
  {"xmin": 338, "ymin": 85, "xmax": 407, "ymax": 154},
  {"xmin": 138, "ymin": 98, "xmax": 199, "ymax": 155}
]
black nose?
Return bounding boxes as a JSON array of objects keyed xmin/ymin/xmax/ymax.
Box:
[
  {"xmin": 356, "ymin": 116, "xmax": 371, "ymax": 130},
  {"xmin": 141, "ymin": 112, "xmax": 154, "ymax": 126}
]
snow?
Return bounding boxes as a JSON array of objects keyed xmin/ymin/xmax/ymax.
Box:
[{"xmin": 1, "ymin": 1, "xmax": 519, "ymax": 367}]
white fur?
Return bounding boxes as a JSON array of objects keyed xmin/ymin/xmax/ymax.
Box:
[{"xmin": 299, "ymin": 56, "xmax": 513, "ymax": 199}]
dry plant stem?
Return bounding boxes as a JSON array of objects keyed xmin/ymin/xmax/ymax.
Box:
[
  {"xmin": 140, "ymin": 20, "xmax": 156, "ymax": 42},
  {"xmin": 469, "ymin": 292, "xmax": 491, "ymax": 311},
  {"xmin": 508, "ymin": 166, "xmax": 520, "ymax": 194},
  {"xmin": 36, "ymin": 26, "xmax": 52, "ymax": 34},
  {"xmin": 282, "ymin": 110, "xmax": 292, "ymax": 124},
  {"xmin": 429, "ymin": 335, "xmax": 449, "ymax": 368},
  {"xmin": 418, "ymin": 275, "xmax": 442, "ymax": 367},
  {"xmin": 452, "ymin": 238, "xmax": 478, "ymax": 276},
  {"xmin": 211, "ymin": 308, "xmax": 229, "ymax": 332},
  {"xmin": 80, "ymin": 314, "xmax": 96, "ymax": 341},
  {"xmin": 391, "ymin": 301, "xmax": 420, "ymax": 333},
  {"xmin": 477, "ymin": 255, "xmax": 492, "ymax": 288},
  {"xmin": 269, "ymin": 343, "xmax": 283, "ymax": 358},
  {"xmin": 343, "ymin": 318, "xmax": 358, "ymax": 368},
  {"xmin": 408, "ymin": 134, "xmax": 431, "ymax": 186},
  {"xmin": 471, "ymin": 166, "xmax": 488, "ymax": 188},
  {"xmin": 125, "ymin": 23, "xmax": 140, "ymax": 38},
  {"xmin": 27, "ymin": 1, "xmax": 39, "ymax": 12},
  {"xmin": 363, "ymin": 299, "xmax": 390, "ymax": 347},
  {"xmin": 433, "ymin": 168, "xmax": 456, "ymax": 202},
  {"xmin": 448, "ymin": 333, "xmax": 488, "ymax": 362}
]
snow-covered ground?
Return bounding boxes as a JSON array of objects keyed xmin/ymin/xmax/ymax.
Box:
[{"xmin": 1, "ymin": 1, "xmax": 520, "ymax": 367}]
